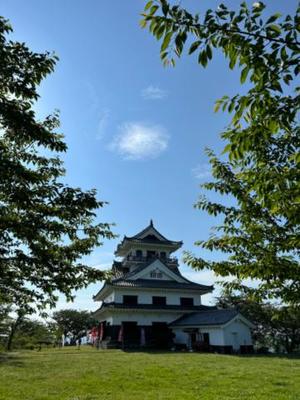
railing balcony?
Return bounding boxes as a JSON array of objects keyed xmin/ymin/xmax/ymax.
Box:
[{"xmin": 123, "ymin": 255, "xmax": 178, "ymax": 266}]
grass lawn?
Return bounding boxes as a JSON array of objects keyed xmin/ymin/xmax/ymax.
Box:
[{"xmin": 0, "ymin": 347, "xmax": 299, "ymax": 400}]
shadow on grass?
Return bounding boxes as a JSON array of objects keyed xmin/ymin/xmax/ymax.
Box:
[
  {"xmin": 237, "ymin": 353, "xmax": 300, "ymax": 360},
  {"xmin": 0, "ymin": 352, "xmax": 24, "ymax": 367},
  {"xmin": 121, "ymin": 349, "xmax": 300, "ymax": 359}
]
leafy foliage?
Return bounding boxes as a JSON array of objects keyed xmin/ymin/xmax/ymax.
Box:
[
  {"xmin": 141, "ymin": 1, "xmax": 300, "ymax": 303},
  {"xmin": 9, "ymin": 318, "xmax": 54, "ymax": 350},
  {"xmin": 52, "ymin": 309, "xmax": 97, "ymax": 337},
  {"xmin": 0, "ymin": 17, "xmax": 115, "ymax": 312}
]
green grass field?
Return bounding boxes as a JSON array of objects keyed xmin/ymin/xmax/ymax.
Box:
[{"xmin": 0, "ymin": 347, "xmax": 299, "ymax": 400}]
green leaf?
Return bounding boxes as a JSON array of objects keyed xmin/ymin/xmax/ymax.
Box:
[
  {"xmin": 240, "ymin": 66, "xmax": 250, "ymax": 83},
  {"xmin": 149, "ymin": 5, "xmax": 159, "ymax": 15},
  {"xmin": 162, "ymin": 1, "xmax": 169, "ymax": 16},
  {"xmin": 268, "ymin": 24, "xmax": 281, "ymax": 34},
  {"xmin": 161, "ymin": 31, "xmax": 172, "ymax": 52},
  {"xmin": 229, "ymin": 49, "xmax": 238, "ymax": 70},
  {"xmin": 222, "ymin": 143, "xmax": 231, "ymax": 154},
  {"xmin": 198, "ymin": 50, "xmax": 208, "ymax": 67},
  {"xmin": 155, "ymin": 24, "xmax": 165, "ymax": 40},
  {"xmin": 189, "ymin": 41, "xmax": 201, "ymax": 54},
  {"xmin": 144, "ymin": 1, "xmax": 153, "ymax": 11},
  {"xmin": 266, "ymin": 13, "xmax": 281, "ymax": 24},
  {"xmin": 214, "ymin": 100, "xmax": 221, "ymax": 113},
  {"xmin": 206, "ymin": 44, "xmax": 212, "ymax": 60},
  {"xmin": 139, "ymin": 19, "xmax": 147, "ymax": 29}
]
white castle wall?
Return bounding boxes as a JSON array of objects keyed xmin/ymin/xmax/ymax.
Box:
[
  {"xmin": 222, "ymin": 319, "xmax": 252, "ymax": 349},
  {"xmin": 110, "ymin": 311, "xmax": 183, "ymax": 326},
  {"xmin": 172, "ymin": 327, "xmax": 225, "ymax": 346},
  {"xmin": 111, "ymin": 288, "xmax": 202, "ymax": 306}
]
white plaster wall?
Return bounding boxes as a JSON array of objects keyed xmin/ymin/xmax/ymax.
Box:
[
  {"xmin": 103, "ymin": 292, "xmax": 115, "ymax": 303},
  {"xmin": 103, "ymin": 316, "xmax": 113, "ymax": 325},
  {"xmin": 113, "ymin": 288, "xmax": 201, "ymax": 306},
  {"xmin": 110, "ymin": 311, "xmax": 183, "ymax": 326},
  {"xmin": 223, "ymin": 319, "xmax": 252, "ymax": 349},
  {"xmin": 201, "ymin": 328, "xmax": 225, "ymax": 346},
  {"xmin": 142, "ymin": 270, "xmax": 175, "ymax": 280}
]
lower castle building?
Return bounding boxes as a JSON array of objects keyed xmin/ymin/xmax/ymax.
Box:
[{"xmin": 93, "ymin": 221, "xmax": 253, "ymax": 352}]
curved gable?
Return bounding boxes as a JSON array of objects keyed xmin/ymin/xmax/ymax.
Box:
[{"xmin": 129, "ymin": 259, "xmax": 187, "ymax": 283}]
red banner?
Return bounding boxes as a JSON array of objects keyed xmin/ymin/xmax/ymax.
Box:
[
  {"xmin": 118, "ymin": 325, "xmax": 123, "ymax": 342},
  {"xmin": 98, "ymin": 323, "xmax": 103, "ymax": 341}
]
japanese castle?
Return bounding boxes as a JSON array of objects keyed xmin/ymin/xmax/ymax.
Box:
[{"xmin": 93, "ymin": 221, "xmax": 253, "ymax": 352}]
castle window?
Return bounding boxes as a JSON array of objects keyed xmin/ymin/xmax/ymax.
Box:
[
  {"xmin": 147, "ymin": 250, "xmax": 156, "ymax": 259},
  {"xmin": 150, "ymin": 270, "xmax": 163, "ymax": 279},
  {"xmin": 123, "ymin": 295, "xmax": 138, "ymax": 305},
  {"xmin": 136, "ymin": 250, "xmax": 142, "ymax": 258},
  {"xmin": 152, "ymin": 296, "xmax": 166, "ymax": 306},
  {"xmin": 160, "ymin": 251, "xmax": 166, "ymax": 259},
  {"xmin": 180, "ymin": 297, "xmax": 194, "ymax": 307}
]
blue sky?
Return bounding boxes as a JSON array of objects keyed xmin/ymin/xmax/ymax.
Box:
[{"xmin": 2, "ymin": 0, "xmax": 298, "ymax": 311}]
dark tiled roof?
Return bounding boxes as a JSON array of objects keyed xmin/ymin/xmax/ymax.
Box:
[
  {"xmin": 170, "ymin": 309, "xmax": 239, "ymax": 326},
  {"xmin": 129, "ymin": 219, "xmax": 171, "ymax": 242},
  {"xmin": 97, "ymin": 302, "xmax": 216, "ymax": 312},
  {"xmin": 124, "ymin": 237, "xmax": 182, "ymax": 246},
  {"xmin": 115, "ymin": 222, "xmax": 182, "ymax": 256},
  {"xmin": 111, "ymin": 261, "xmax": 127, "ymax": 279},
  {"xmin": 111, "ymin": 278, "xmax": 212, "ymax": 292}
]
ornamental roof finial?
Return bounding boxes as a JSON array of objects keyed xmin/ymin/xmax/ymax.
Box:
[{"xmin": 150, "ymin": 219, "xmax": 153, "ymax": 227}]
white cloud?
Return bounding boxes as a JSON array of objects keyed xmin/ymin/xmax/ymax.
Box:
[
  {"xmin": 183, "ymin": 270, "xmax": 217, "ymax": 286},
  {"xmin": 91, "ymin": 262, "xmax": 112, "ymax": 271},
  {"xmin": 192, "ymin": 163, "xmax": 212, "ymax": 179},
  {"xmin": 141, "ymin": 85, "xmax": 168, "ymax": 100},
  {"xmin": 96, "ymin": 108, "xmax": 110, "ymax": 139},
  {"xmin": 109, "ymin": 122, "xmax": 169, "ymax": 160}
]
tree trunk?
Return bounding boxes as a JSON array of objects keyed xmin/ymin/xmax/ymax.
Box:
[{"xmin": 6, "ymin": 314, "xmax": 23, "ymax": 351}]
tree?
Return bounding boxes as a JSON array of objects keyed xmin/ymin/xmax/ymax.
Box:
[
  {"xmin": 216, "ymin": 290, "xmax": 300, "ymax": 353},
  {"xmin": 0, "ymin": 17, "xmax": 115, "ymax": 313},
  {"xmin": 52, "ymin": 309, "xmax": 97, "ymax": 337},
  {"xmin": 4, "ymin": 309, "xmax": 25, "ymax": 351},
  {"xmin": 141, "ymin": 1, "xmax": 300, "ymax": 304},
  {"xmin": 5, "ymin": 316, "xmax": 54, "ymax": 351},
  {"xmin": 271, "ymin": 306, "xmax": 300, "ymax": 353},
  {"xmin": 0, "ymin": 303, "xmax": 11, "ymax": 349}
]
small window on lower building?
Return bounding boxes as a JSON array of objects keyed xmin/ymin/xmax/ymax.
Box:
[
  {"xmin": 203, "ymin": 332, "xmax": 210, "ymax": 344},
  {"xmin": 180, "ymin": 297, "xmax": 194, "ymax": 307},
  {"xmin": 152, "ymin": 296, "xmax": 166, "ymax": 306}
]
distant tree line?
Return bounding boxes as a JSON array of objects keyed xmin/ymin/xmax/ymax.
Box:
[{"xmin": 0, "ymin": 307, "xmax": 96, "ymax": 351}]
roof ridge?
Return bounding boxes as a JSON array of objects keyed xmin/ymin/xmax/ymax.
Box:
[
  {"xmin": 129, "ymin": 221, "xmax": 169, "ymax": 241},
  {"xmin": 170, "ymin": 308, "xmax": 240, "ymax": 327},
  {"xmin": 197, "ymin": 308, "xmax": 238, "ymax": 313}
]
